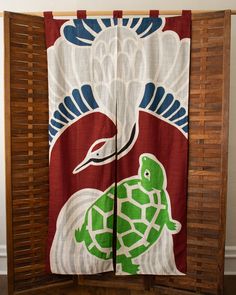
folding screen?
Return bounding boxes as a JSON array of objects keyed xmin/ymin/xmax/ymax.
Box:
[{"xmin": 4, "ymin": 10, "xmax": 230, "ymax": 295}]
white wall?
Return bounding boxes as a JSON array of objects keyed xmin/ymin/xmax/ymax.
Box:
[
  {"xmin": 0, "ymin": 17, "xmax": 6, "ymax": 274},
  {"xmin": 225, "ymin": 16, "xmax": 236, "ymax": 274},
  {"xmin": 0, "ymin": 0, "xmax": 236, "ymax": 275}
]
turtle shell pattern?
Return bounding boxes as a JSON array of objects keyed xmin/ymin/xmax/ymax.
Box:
[{"xmin": 74, "ymin": 154, "xmax": 180, "ymax": 274}]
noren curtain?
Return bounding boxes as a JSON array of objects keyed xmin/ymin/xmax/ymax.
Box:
[{"xmin": 44, "ymin": 11, "xmax": 191, "ymax": 275}]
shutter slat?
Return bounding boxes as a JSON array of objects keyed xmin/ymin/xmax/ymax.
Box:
[{"xmin": 5, "ymin": 11, "xmax": 75, "ymax": 295}]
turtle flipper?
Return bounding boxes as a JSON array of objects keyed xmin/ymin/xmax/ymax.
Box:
[
  {"xmin": 117, "ymin": 255, "xmax": 140, "ymax": 274},
  {"xmin": 75, "ymin": 223, "xmax": 87, "ymax": 242},
  {"xmin": 166, "ymin": 220, "xmax": 181, "ymax": 233},
  {"xmin": 75, "ymin": 228, "xmax": 83, "ymax": 242}
]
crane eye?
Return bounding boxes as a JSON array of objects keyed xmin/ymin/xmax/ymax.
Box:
[
  {"xmin": 96, "ymin": 153, "xmax": 99, "ymax": 156},
  {"xmin": 144, "ymin": 169, "xmax": 150, "ymax": 180}
]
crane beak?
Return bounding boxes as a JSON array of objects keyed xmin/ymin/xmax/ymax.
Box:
[{"xmin": 72, "ymin": 158, "xmax": 92, "ymax": 174}]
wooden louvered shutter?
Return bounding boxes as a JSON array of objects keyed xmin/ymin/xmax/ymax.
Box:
[
  {"xmin": 4, "ymin": 11, "xmax": 75, "ymax": 295},
  {"xmin": 5, "ymin": 10, "xmax": 230, "ymax": 295}
]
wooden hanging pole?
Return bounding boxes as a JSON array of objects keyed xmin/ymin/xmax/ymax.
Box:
[{"xmin": 0, "ymin": 9, "xmax": 236, "ymax": 17}]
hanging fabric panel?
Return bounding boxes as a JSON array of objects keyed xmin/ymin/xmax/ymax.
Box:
[{"xmin": 44, "ymin": 11, "xmax": 191, "ymax": 275}]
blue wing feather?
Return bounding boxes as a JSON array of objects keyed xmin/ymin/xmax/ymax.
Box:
[
  {"xmin": 49, "ymin": 85, "xmax": 99, "ymax": 146},
  {"xmin": 139, "ymin": 83, "xmax": 188, "ymax": 136},
  {"xmin": 63, "ymin": 17, "xmax": 163, "ymax": 46}
]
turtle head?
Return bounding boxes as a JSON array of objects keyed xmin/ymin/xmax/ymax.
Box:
[{"xmin": 139, "ymin": 154, "xmax": 166, "ymax": 191}]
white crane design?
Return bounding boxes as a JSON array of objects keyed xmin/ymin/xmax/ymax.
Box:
[{"xmin": 47, "ymin": 18, "xmax": 190, "ymax": 173}]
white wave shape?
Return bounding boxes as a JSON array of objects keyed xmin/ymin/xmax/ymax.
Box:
[
  {"xmin": 50, "ymin": 188, "xmax": 184, "ymax": 275},
  {"xmin": 50, "ymin": 189, "xmax": 113, "ymax": 274}
]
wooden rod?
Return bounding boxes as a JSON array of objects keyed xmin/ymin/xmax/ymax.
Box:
[{"xmin": 0, "ymin": 9, "xmax": 236, "ymax": 17}]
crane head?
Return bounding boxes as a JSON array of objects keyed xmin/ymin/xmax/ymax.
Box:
[{"xmin": 72, "ymin": 137, "xmax": 116, "ymax": 174}]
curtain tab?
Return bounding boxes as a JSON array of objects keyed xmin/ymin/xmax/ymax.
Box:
[
  {"xmin": 113, "ymin": 10, "xmax": 123, "ymax": 18},
  {"xmin": 77, "ymin": 10, "xmax": 87, "ymax": 19},
  {"xmin": 43, "ymin": 11, "xmax": 53, "ymax": 19},
  {"xmin": 182, "ymin": 10, "xmax": 192, "ymax": 18},
  {"xmin": 149, "ymin": 10, "xmax": 159, "ymax": 18}
]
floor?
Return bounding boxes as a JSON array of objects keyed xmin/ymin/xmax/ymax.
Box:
[
  {"xmin": 224, "ymin": 276, "xmax": 236, "ymax": 294},
  {"xmin": 0, "ymin": 276, "xmax": 235, "ymax": 294},
  {"xmin": 0, "ymin": 276, "xmax": 8, "ymax": 295}
]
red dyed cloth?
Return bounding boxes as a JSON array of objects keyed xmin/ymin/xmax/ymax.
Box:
[{"xmin": 44, "ymin": 12, "xmax": 191, "ymax": 275}]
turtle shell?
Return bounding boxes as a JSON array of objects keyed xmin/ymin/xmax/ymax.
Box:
[
  {"xmin": 75, "ymin": 187, "xmax": 115, "ymax": 260},
  {"xmin": 116, "ymin": 179, "xmax": 167, "ymax": 258},
  {"xmin": 77, "ymin": 178, "xmax": 167, "ymax": 260}
]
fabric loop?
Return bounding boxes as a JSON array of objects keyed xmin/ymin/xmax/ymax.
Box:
[
  {"xmin": 182, "ymin": 10, "xmax": 192, "ymax": 18},
  {"xmin": 77, "ymin": 10, "xmax": 87, "ymax": 19},
  {"xmin": 113, "ymin": 10, "xmax": 123, "ymax": 18},
  {"xmin": 149, "ymin": 10, "xmax": 159, "ymax": 18},
  {"xmin": 43, "ymin": 11, "xmax": 53, "ymax": 19}
]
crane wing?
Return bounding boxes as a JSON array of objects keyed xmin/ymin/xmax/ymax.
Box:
[
  {"xmin": 139, "ymin": 83, "xmax": 188, "ymax": 138},
  {"xmin": 49, "ymin": 84, "xmax": 99, "ymax": 146}
]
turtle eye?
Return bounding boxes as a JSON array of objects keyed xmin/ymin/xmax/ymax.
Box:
[{"xmin": 144, "ymin": 169, "xmax": 150, "ymax": 180}]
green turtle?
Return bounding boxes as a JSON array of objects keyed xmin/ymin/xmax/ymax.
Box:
[{"xmin": 74, "ymin": 153, "xmax": 181, "ymax": 274}]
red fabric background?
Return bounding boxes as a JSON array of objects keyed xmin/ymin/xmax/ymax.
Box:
[
  {"xmin": 44, "ymin": 13, "xmax": 191, "ymax": 49},
  {"xmin": 48, "ymin": 112, "xmax": 188, "ymax": 273}
]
